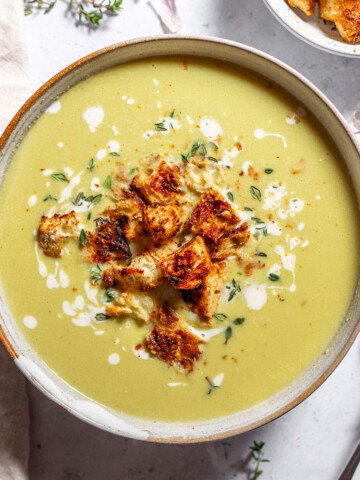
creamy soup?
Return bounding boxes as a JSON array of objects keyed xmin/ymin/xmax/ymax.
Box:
[{"xmin": 0, "ymin": 57, "xmax": 358, "ymax": 423}]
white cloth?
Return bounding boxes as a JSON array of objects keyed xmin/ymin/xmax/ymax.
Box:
[{"xmin": 0, "ymin": 1, "xmax": 30, "ymax": 479}]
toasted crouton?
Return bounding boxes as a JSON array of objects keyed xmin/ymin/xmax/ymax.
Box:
[
  {"xmin": 113, "ymin": 251, "xmax": 163, "ymax": 292},
  {"xmin": 131, "ymin": 157, "xmax": 183, "ymax": 205},
  {"xmin": 185, "ymin": 155, "xmax": 225, "ymax": 193},
  {"xmin": 106, "ymin": 292, "xmax": 155, "ymax": 322},
  {"xmin": 103, "ymin": 186, "xmax": 145, "ymax": 241},
  {"xmin": 183, "ymin": 262, "xmax": 227, "ymax": 322},
  {"xmin": 161, "ymin": 236, "xmax": 212, "ymax": 290},
  {"xmin": 320, "ymin": 0, "xmax": 360, "ymax": 43},
  {"xmin": 39, "ymin": 211, "xmax": 78, "ymax": 257},
  {"xmin": 286, "ymin": 0, "xmax": 317, "ymax": 15},
  {"xmin": 150, "ymin": 303, "xmax": 180, "ymax": 327},
  {"xmin": 211, "ymin": 224, "xmax": 250, "ymax": 261},
  {"xmin": 146, "ymin": 304, "xmax": 202, "ymax": 371},
  {"xmin": 186, "ymin": 189, "xmax": 239, "ymax": 249},
  {"xmin": 84, "ymin": 217, "xmax": 131, "ymax": 264},
  {"xmin": 143, "ymin": 202, "xmax": 184, "ymax": 243}
]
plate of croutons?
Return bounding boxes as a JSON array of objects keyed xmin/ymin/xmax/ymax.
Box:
[{"xmin": 265, "ymin": 0, "xmax": 360, "ymax": 56}]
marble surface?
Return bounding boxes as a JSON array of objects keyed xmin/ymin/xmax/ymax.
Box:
[{"xmin": 21, "ymin": 1, "xmax": 360, "ymax": 479}]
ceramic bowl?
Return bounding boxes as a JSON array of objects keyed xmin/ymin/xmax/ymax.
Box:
[
  {"xmin": 0, "ymin": 35, "xmax": 359, "ymax": 443},
  {"xmin": 264, "ymin": 0, "xmax": 360, "ymax": 57}
]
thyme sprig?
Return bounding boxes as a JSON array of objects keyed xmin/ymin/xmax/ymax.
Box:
[
  {"xmin": 227, "ymin": 278, "xmax": 241, "ymax": 302},
  {"xmin": 205, "ymin": 376, "xmax": 219, "ymax": 395},
  {"xmin": 24, "ymin": 0, "xmax": 123, "ymax": 27},
  {"xmin": 250, "ymin": 441, "xmax": 270, "ymax": 479}
]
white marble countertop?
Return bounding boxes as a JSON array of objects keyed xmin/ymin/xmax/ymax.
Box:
[{"xmin": 23, "ymin": 1, "xmax": 360, "ymax": 479}]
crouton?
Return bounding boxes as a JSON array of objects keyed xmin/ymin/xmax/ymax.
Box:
[
  {"xmin": 84, "ymin": 217, "xmax": 131, "ymax": 264},
  {"xmin": 143, "ymin": 202, "xmax": 184, "ymax": 243},
  {"xmin": 211, "ymin": 224, "xmax": 250, "ymax": 261},
  {"xmin": 113, "ymin": 251, "xmax": 163, "ymax": 292},
  {"xmin": 146, "ymin": 304, "xmax": 202, "ymax": 371},
  {"xmin": 39, "ymin": 211, "xmax": 79, "ymax": 257},
  {"xmin": 185, "ymin": 155, "xmax": 225, "ymax": 193},
  {"xmin": 320, "ymin": 0, "xmax": 360, "ymax": 43},
  {"xmin": 150, "ymin": 303, "xmax": 180, "ymax": 327},
  {"xmin": 103, "ymin": 186, "xmax": 145, "ymax": 242},
  {"xmin": 131, "ymin": 157, "xmax": 183, "ymax": 205},
  {"xmin": 286, "ymin": 0, "xmax": 317, "ymax": 15},
  {"xmin": 106, "ymin": 292, "xmax": 155, "ymax": 322},
  {"xmin": 183, "ymin": 262, "xmax": 227, "ymax": 322},
  {"xmin": 186, "ymin": 189, "xmax": 239, "ymax": 249},
  {"xmin": 161, "ymin": 236, "xmax": 212, "ymax": 290}
]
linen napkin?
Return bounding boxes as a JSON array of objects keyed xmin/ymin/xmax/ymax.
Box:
[{"xmin": 0, "ymin": 1, "xmax": 30, "ymax": 479}]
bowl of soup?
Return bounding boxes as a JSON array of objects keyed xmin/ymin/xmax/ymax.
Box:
[{"xmin": 0, "ymin": 36, "xmax": 359, "ymax": 443}]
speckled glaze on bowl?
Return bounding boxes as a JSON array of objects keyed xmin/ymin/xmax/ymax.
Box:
[
  {"xmin": 0, "ymin": 36, "xmax": 359, "ymax": 443},
  {"xmin": 264, "ymin": 0, "xmax": 360, "ymax": 57}
]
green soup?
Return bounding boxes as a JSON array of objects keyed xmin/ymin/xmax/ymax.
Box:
[{"xmin": 0, "ymin": 57, "xmax": 358, "ymax": 422}]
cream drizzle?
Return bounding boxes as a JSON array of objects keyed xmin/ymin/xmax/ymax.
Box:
[
  {"xmin": 132, "ymin": 345, "xmax": 151, "ymax": 360},
  {"xmin": 46, "ymin": 101, "xmax": 61, "ymax": 114},
  {"xmin": 23, "ymin": 316, "xmax": 37, "ymax": 329},
  {"xmin": 199, "ymin": 116, "xmax": 223, "ymax": 143},
  {"xmin": 254, "ymin": 128, "xmax": 287, "ymax": 148},
  {"xmin": 242, "ymin": 282, "xmax": 267, "ymax": 310},
  {"xmin": 83, "ymin": 106, "xmax": 104, "ymax": 133},
  {"xmin": 28, "ymin": 194, "xmax": 37, "ymax": 207}
]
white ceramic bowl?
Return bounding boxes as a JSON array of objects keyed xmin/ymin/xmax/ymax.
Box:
[
  {"xmin": 0, "ymin": 36, "xmax": 360, "ymax": 443},
  {"xmin": 264, "ymin": 0, "xmax": 360, "ymax": 57}
]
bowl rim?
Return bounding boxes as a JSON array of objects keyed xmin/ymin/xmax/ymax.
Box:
[
  {"xmin": 263, "ymin": 0, "xmax": 360, "ymax": 58},
  {"xmin": 0, "ymin": 34, "xmax": 359, "ymax": 443}
]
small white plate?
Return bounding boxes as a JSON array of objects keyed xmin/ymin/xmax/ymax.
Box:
[{"xmin": 264, "ymin": 0, "xmax": 360, "ymax": 57}]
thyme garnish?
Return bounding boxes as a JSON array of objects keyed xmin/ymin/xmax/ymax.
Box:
[
  {"xmin": 244, "ymin": 206, "xmax": 253, "ymax": 212},
  {"xmin": 205, "ymin": 376, "xmax": 219, "ymax": 395},
  {"xmin": 250, "ymin": 185, "xmax": 261, "ymax": 201},
  {"xmin": 226, "ymin": 191, "xmax": 234, "ymax": 202},
  {"xmin": 109, "ymin": 152, "xmax": 119, "ymax": 157},
  {"xmin": 87, "ymin": 212, "xmax": 92, "ymax": 220},
  {"xmin": 79, "ymin": 229, "xmax": 88, "ymax": 246},
  {"xmin": 268, "ymin": 273, "xmax": 280, "ymax": 282},
  {"xmin": 129, "ymin": 167, "xmax": 139, "ymax": 175},
  {"xmin": 90, "ymin": 265, "xmax": 102, "ymax": 283},
  {"xmin": 43, "ymin": 194, "xmax": 57, "ymax": 202},
  {"xmin": 24, "ymin": 0, "xmax": 124, "ymax": 27},
  {"xmin": 72, "ymin": 191, "xmax": 86, "ymax": 206},
  {"xmin": 265, "ymin": 168, "xmax": 273, "ymax": 174},
  {"xmin": 87, "ymin": 158, "xmax": 95, "ymax": 172},
  {"xmin": 95, "ymin": 313, "xmax": 110, "ymax": 321},
  {"xmin": 86, "ymin": 194, "xmax": 102, "ymax": 205},
  {"xmin": 214, "ymin": 313, "xmax": 227, "ymax": 321},
  {"xmin": 250, "ymin": 441, "xmax": 270, "ymax": 479},
  {"xmin": 51, "ymin": 172, "xmax": 68, "ymax": 182},
  {"xmin": 234, "ymin": 317, "xmax": 245, "ymax": 325},
  {"xmin": 224, "ymin": 326, "xmax": 232, "ymax": 344},
  {"xmin": 228, "ymin": 278, "xmax": 241, "ymax": 302},
  {"xmin": 104, "ymin": 287, "xmax": 117, "ymax": 303},
  {"xmin": 255, "ymin": 250, "xmax": 267, "ymax": 257},
  {"xmin": 155, "ymin": 121, "xmax": 167, "ymax": 132},
  {"xmin": 103, "ymin": 175, "xmax": 112, "ymax": 189}
]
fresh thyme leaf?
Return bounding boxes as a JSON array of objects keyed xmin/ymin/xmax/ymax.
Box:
[
  {"xmin": 214, "ymin": 313, "xmax": 227, "ymax": 321},
  {"xmin": 103, "ymin": 175, "xmax": 112, "ymax": 189},
  {"xmin": 79, "ymin": 229, "xmax": 88, "ymax": 246},
  {"xmin": 109, "ymin": 152, "xmax": 119, "ymax": 157},
  {"xmin": 205, "ymin": 376, "xmax": 219, "ymax": 395},
  {"xmin": 88, "ymin": 158, "xmax": 95, "ymax": 172},
  {"xmin": 129, "ymin": 167, "xmax": 139, "ymax": 175},
  {"xmin": 72, "ymin": 191, "xmax": 86, "ymax": 206},
  {"xmin": 87, "ymin": 212, "xmax": 92, "ymax": 220},
  {"xmin": 207, "ymin": 156, "xmax": 218, "ymax": 163},
  {"xmin": 209, "ymin": 141, "xmax": 219, "ymax": 150},
  {"xmin": 249, "ymin": 441, "xmax": 270, "ymax": 479},
  {"xmin": 181, "ymin": 140, "xmax": 207, "ymax": 162},
  {"xmin": 104, "ymin": 287, "xmax": 117, "ymax": 303},
  {"xmin": 224, "ymin": 326, "xmax": 232, "ymax": 344},
  {"xmin": 51, "ymin": 172, "xmax": 68, "ymax": 182},
  {"xmin": 265, "ymin": 168, "xmax": 273, "ymax": 174},
  {"xmin": 198, "ymin": 143, "xmax": 207, "ymax": 156},
  {"xmin": 86, "ymin": 194, "xmax": 102, "ymax": 205},
  {"xmin": 244, "ymin": 206, "xmax": 253, "ymax": 211},
  {"xmin": 169, "ymin": 110, "xmax": 175, "ymax": 118},
  {"xmin": 228, "ymin": 279, "xmax": 241, "ymax": 301},
  {"xmin": 95, "ymin": 313, "xmax": 110, "ymax": 322},
  {"xmin": 251, "ymin": 217, "xmax": 265, "ymax": 224},
  {"xmin": 227, "ymin": 191, "xmax": 234, "ymax": 202},
  {"xmin": 43, "ymin": 194, "xmax": 57, "ymax": 202},
  {"xmin": 234, "ymin": 317, "xmax": 245, "ymax": 325},
  {"xmin": 255, "ymin": 250, "xmax": 267, "ymax": 257},
  {"xmin": 90, "ymin": 265, "xmax": 102, "ymax": 283},
  {"xmin": 268, "ymin": 273, "xmax": 280, "ymax": 282},
  {"xmin": 155, "ymin": 121, "xmax": 167, "ymax": 132},
  {"xmin": 250, "ymin": 185, "xmax": 261, "ymax": 201}
]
